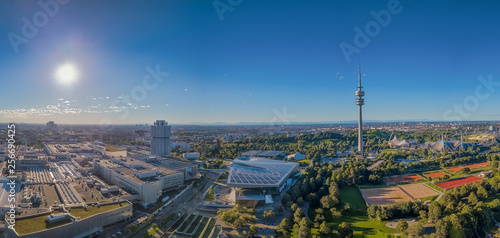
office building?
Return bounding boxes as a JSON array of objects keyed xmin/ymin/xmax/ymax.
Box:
[
  {"xmin": 227, "ymin": 157, "xmax": 299, "ymax": 207},
  {"xmin": 94, "ymin": 157, "xmax": 183, "ymax": 207},
  {"xmin": 151, "ymin": 120, "xmax": 171, "ymax": 156},
  {"xmin": 46, "ymin": 121, "xmax": 57, "ymax": 131}
]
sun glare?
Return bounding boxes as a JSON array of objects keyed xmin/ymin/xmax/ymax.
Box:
[{"xmin": 56, "ymin": 64, "xmax": 78, "ymax": 85}]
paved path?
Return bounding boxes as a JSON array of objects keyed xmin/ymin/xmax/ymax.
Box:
[
  {"xmin": 367, "ymin": 159, "xmax": 384, "ymax": 171},
  {"xmin": 301, "ymin": 202, "xmax": 314, "ymax": 224}
]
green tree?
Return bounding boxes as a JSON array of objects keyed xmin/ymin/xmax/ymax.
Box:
[
  {"xmin": 459, "ymin": 167, "xmax": 471, "ymax": 174},
  {"xmin": 125, "ymin": 224, "xmax": 139, "ymax": 234},
  {"xmin": 319, "ymin": 221, "xmax": 331, "ymax": 235},
  {"xmin": 205, "ymin": 187, "xmax": 214, "ymax": 201},
  {"xmin": 276, "ymin": 204, "xmax": 285, "ymax": 214},
  {"xmin": 233, "ymin": 217, "xmax": 246, "ymax": 229},
  {"xmin": 297, "ymin": 196, "xmax": 304, "ymax": 205},
  {"xmin": 263, "ymin": 210, "xmax": 275, "ymax": 219},
  {"xmin": 249, "ymin": 225, "xmax": 258, "ymax": 236},
  {"xmin": 408, "ymin": 223, "xmax": 424, "ymax": 238},
  {"xmin": 397, "ymin": 219, "xmax": 408, "ymax": 232},
  {"xmin": 320, "ymin": 195, "xmax": 335, "ymax": 209},
  {"xmin": 434, "ymin": 219, "xmax": 451, "ymax": 238},
  {"xmin": 276, "ymin": 218, "xmax": 292, "ymax": 237},
  {"xmin": 314, "ymin": 213, "xmax": 325, "ymax": 227},
  {"xmin": 477, "ymin": 185, "xmax": 488, "ymax": 199},
  {"xmin": 329, "ymin": 182, "xmax": 340, "ymax": 197},
  {"xmin": 343, "ymin": 203, "xmax": 351, "ymax": 214},
  {"xmin": 418, "ymin": 210, "xmax": 427, "ymax": 221},
  {"xmin": 367, "ymin": 205, "xmax": 379, "ymax": 219},
  {"xmin": 297, "ymin": 217, "xmax": 310, "ymax": 238},
  {"xmin": 428, "ymin": 202, "xmax": 442, "ymax": 223},
  {"xmin": 338, "ymin": 222, "xmax": 354, "ymax": 238},
  {"xmin": 468, "ymin": 192, "xmax": 478, "ymax": 205},
  {"xmin": 330, "ymin": 207, "xmax": 342, "ymax": 219},
  {"xmin": 294, "ymin": 208, "xmax": 304, "ymax": 224},
  {"xmin": 490, "ymin": 198, "xmax": 500, "ymax": 212}
]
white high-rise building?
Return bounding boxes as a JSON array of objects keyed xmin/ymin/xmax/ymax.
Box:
[{"xmin": 151, "ymin": 120, "xmax": 171, "ymax": 156}]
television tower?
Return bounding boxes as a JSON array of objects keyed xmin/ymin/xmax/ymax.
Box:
[{"xmin": 356, "ymin": 62, "xmax": 365, "ymax": 154}]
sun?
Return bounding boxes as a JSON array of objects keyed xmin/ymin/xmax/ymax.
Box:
[{"xmin": 56, "ymin": 64, "xmax": 78, "ymax": 85}]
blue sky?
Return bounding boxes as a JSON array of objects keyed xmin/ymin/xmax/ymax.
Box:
[{"xmin": 1, "ymin": 0, "xmax": 500, "ymax": 124}]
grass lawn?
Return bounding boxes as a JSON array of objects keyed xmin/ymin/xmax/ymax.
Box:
[
  {"xmin": 70, "ymin": 202, "xmax": 128, "ymax": 219},
  {"xmin": 292, "ymin": 216, "xmax": 399, "ymax": 238},
  {"xmin": 340, "ymin": 186, "xmax": 367, "ymax": 214},
  {"xmin": 419, "ymin": 195, "xmax": 438, "ymax": 202},
  {"xmin": 464, "ymin": 133, "xmax": 493, "ymax": 142},
  {"xmin": 425, "ymin": 182, "xmax": 445, "ymax": 193},
  {"xmin": 332, "ymin": 215, "xmax": 400, "ymax": 238},
  {"xmin": 320, "ymin": 139, "xmax": 339, "ymax": 143},
  {"xmin": 306, "ymin": 185, "xmax": 399, "ymax": 238},
  {"xmin": 15, "ymin": 214, "xmax": 72, "ymax": 235},
  {"xmin": 469, "ymin": 166, "xmax": 491, "ymax": 174},
  {"xmin": 488, "ymin": 175, "xmax": 500, "ymax": 183},
  {"xmin": 299, "ymin": 159, "xmax": 310, "ymax": 165},
  {"xmin": 148, "ymin": 227, "xmax": 160, "ymax": 236},
  {"xmin": 291, "ymin": 228, "xmax": 319, "ymax": 237},
  {"xmin": 422, "ymin": 169, "xmax": 449, "ymax": 175},
  {"xmin": 338, "ymin": 186, "xmax": 399, "ymax": 237}
]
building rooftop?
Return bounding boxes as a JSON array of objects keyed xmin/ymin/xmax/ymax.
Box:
[
  {"xmin": 227, "ymin": 157, "xmax": 298, "ymax": 188},
  {"xmin": 255, "ymin": 150, "xmax": 285, "ymax": 157},
  {"xmin": 13, "ymin": 202, "xmax": 130, "ymax": 235},
  {"xmin": 44, "ymin": 144, "xmax": 71, "ymax": 155},
  {"xmin": 98, "ymin": 158, "xmax": 181, "ymax": 184},
  {"xmin": 156, "ymin": 158, "xmax": 194, "ymax": 170},
  {"xmin": 241, "ymin": 150, "xmax": 262, "ymax": 157},
  {"xmin": 241, "ymin": 150, "xmax": 285, "ymax": 157}
]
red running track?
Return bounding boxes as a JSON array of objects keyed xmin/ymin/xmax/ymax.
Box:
[{"xmin": 435, "ymin": 176, "xmax": 483, "ymax": 190}]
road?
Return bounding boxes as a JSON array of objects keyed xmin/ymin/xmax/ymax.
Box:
[{"xmin": 128, "ymin": 171, "xmax": 220, "ymax": 238}]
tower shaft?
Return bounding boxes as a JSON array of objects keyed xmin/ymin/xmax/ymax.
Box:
[
  {"xmin": 355, "ymin": 62, "xmax": 365, "ymax": 154},
  {"xmin": 358, "ymin": 103, "xmax": 363, "ymax": 154}
]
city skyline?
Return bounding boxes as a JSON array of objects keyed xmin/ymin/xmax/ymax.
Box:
[{"xmin": 1, "ymin": 1, "xmax": 500, "ymax": 124}]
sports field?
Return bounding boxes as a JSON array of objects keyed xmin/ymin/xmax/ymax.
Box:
[
  {"xmin": 360, "ymin": 187, "xmax": 413, "ymax": 206},
  {"xmin": 447, "ymin": 162, "xmax": 489, "ymax": 173},
  {"xmin": 383, "ymin": 175, "xmax": 423, "ymax": 185},
  {"xmin": 425, "ymin": 172, "xmax": 446, "ymax": 179},
  {"xmin": 399, "ymin": 183, "xmax": 439, "ymax": 199},
  {"xmin": 435, "ymin": 176, "xmax": 483, "ymax": 190}
]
